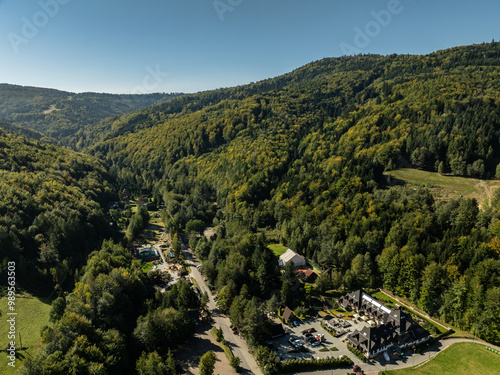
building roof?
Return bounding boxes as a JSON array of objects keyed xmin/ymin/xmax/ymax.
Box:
[
  {"xmin": 279, "ymin": 249, "xmax": 306, "ymax": 265},
  {"xmin": 282, "ymin": 306, "xmax": 294, "ymax": 321},
  {"xmin": 297, "ymin": 268, "xmax": 317, "ymax": 279},
  {"xmin": 342, "ymin": 290, "xmax": 430, "ymax": 355},
  {"xmin": 271, "ymin": 323, "xmax": 285, "ymax": 338}
]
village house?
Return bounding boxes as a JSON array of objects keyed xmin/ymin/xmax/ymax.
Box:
[
  {"xmin": 278, "ymin": 249, "xmax": 306, "ymax": 267},
  {"xmin": 296, "ymin": 268, "xmax": 318, "ymax": 282}
]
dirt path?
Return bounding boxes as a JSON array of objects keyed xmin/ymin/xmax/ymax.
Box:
[{"xmin": 477, "ymin": 180, "xmax": 492, "ymax": 209}]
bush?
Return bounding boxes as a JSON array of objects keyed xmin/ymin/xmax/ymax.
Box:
[
  {"xmin": 211, "ymin": 326, "xmax": 224, "ymax": 342},
  {"xmin": 230, "ymin": 356, "xmax": 241, "ymax": 371}
]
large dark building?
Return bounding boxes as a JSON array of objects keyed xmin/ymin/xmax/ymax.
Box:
[{"xmin": 338, "ymin": 290, "xmax": 430, "ymax": 358}]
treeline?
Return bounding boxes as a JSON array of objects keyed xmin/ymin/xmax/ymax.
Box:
[
  {"xmin": 0, "ymin": 126, "xmax": 114, "ymax": 293},
  {"xmin": 21, "ymin": 240, "xmax": 197, "ymax": 374}
]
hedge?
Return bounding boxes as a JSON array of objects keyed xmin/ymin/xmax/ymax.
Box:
[
  {"xmin": 279, "ymin": 356, "xmax": 353, "ymax": 373},
  {"xmin": 346, "ymin": 343, "xmax": 366, "ymax": 362}
]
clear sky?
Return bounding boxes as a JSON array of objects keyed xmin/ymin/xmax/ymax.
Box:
[{"xmin": 0, "ymin": 0, "xmax": 499, "ymax": 94}]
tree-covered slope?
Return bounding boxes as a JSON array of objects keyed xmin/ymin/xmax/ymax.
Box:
[
  {"xmin": 0, "ymin": 124, "xmax": 114, "ymax": 293},
  {"xmin": 92, "ymin": 43, "xmax": 500, "ymax": 190},
  {"xmin": 88, "ymin": 43, "xmax": 500, "ymax": 345},
  {"xmin": 0, "ymin": 84, "xmax": 182, "ymax": 146}
]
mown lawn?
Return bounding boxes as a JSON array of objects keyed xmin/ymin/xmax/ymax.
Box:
[
  {"xmin": 382, "ymin": 343, "xmax": 500, "ymax": 375},
  {"xmin": 268, "ymin": 243, "xmax": 288, "ymax": 257},
  {"xmin": 0, "ymin": 295, "xmax": 52, "ymax": 375}
]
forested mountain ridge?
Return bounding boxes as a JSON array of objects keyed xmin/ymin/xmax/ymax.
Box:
[
  {"xmin": 0, "ymin": 84, "xmax": 183, "ymax": 147},
  {"xmin": 0, "ymin": 124, "xmax": 114, "ymax": 293},
  {"xmin": 88, "ymin": 43, "xmax": 500, "ymax": 345},
  {"xmin": 89, "ymin": 43, "xmax": 500, "ymax": 199}
]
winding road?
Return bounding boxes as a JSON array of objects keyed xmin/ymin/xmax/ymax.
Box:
[{"xmin": 180, "ymin": 237, "xmax": 263, "ymax": 375}]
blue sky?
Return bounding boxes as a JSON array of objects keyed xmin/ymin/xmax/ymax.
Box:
[{"xmin": 0, "ymin": 0, "xmax": 499, "ymax": 94}]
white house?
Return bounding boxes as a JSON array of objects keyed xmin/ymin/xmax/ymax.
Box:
[{"xmin": 279, "ymin": 249, "xmax": 306, "ymax": 267}]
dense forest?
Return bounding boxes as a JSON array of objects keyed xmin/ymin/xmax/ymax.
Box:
[
  {"xmin": 0, "ymin": 84, "xmax": 182, "ymax": 146},
  {"xmin": 0, "ymin": 121, "xmax": 114, "ymax": 293},
  {"xmin": 2, "ymin": 42, "xmax": 500, "ymax": 374}
]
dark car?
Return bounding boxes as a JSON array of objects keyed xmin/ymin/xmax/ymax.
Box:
[
  {"xmin": 305, "ymin": 333, "xmax": 312, "ymax": 337},
  {"xmin": 302, "ymin": 329, "xmax": 309, "ymax": 335},
  {"xmin": 352, "ymin": 365, "xmax": 361, "ymax": 372},
  {"xmin": 308, "ymin": 328, "xmax": 316, "ymax": 333}
]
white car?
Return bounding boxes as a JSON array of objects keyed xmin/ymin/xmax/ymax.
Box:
[{"xmin": 383, "ymin": 351, "xmax": 390, "ymax": 361}]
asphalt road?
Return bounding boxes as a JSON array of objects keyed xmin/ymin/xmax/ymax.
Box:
[{"xmin": 181, "ymin": 238, "xmax": 263, "ymax": 375}]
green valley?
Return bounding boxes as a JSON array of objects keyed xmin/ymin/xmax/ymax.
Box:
[{"xmin": 1, "ymin": 42, "xmax": 500, "ymax": 375}]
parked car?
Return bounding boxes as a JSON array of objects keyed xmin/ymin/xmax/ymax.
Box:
[
  {"xmin": 383, "ymin": 351, "xmax": 390, "ymax": 361},
  {"xmin": 308, "ymin": 328, "xmax": 316, "ymax": 333},
  {"xmin": 352, "ymin": 365, "xmax": 361, "ymax": 372},
  {"xmin": 233, "ymin": 328, "xmax": 238, "ymax": 334},
  {"xmin": 305, "ymin": 333, "xmax": 312, "ymax": 337},
  {"xmin": 312, "ymin": 341, "xmax": 320, "ymax": 347},
  {"xmin": 293, "ymin": 321, "xmax": 299, "ymax": 327}
]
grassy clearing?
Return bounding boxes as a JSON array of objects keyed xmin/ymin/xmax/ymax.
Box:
[
  {"xmin": 0, "ymin": 295, "xmax": 52, "ymax": 375},
  {"xmin": 372, "ymin": 291, "xmax": 400, "ymax": 307},
  {"xmin": 382, "ymin": 343, "xmax": 500, "ymax": 375},
  {"xmin": 268, "ymin": 243, "xmax": 288, "ymax": 257},
  {"xmin": 141, "ymin": 262, "xmax": 153, "ymax": 273},
  {"xmin": 385, "ymin": 169, "xmax": 500, "ymax": 209}
]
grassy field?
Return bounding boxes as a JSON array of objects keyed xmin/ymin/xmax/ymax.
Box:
[
  {"xmin": 385, "ymin": 169, "xmax": 500, "ymax": 209},
  {"xmin": 268, "ymin": 243, "xmax": 288, "ymax": 257},
  {"xmin": 0, "ymin": 295, "xmax": 52, "ymax": 375},
  {"xmin": 382, "ymin": 343, "xmax": 500, "ymax": 375}
]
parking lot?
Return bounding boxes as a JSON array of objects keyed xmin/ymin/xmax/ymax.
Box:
[
  {"xmin": 267, "ymin": 315, "xmax": 414, "ymax": 367},
  {"xmin": 268, "ymin": 317, "xmax": 359, "ymax": 363}
]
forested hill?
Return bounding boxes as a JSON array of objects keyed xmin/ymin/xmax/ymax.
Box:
[
  {"xmin": 90, "ymin": 42, "xmax": 500, "ymax": 345},
  {"xmin": 0, "ymin": 84, "xmax": 182, "ymax": 146},
  {"xmin": 92, "ymin": 42, "xmax": 500, "ymax": 191},
  {"xmin": 0, "ymin": 125, "xmax": 113, "ymax": 293}
]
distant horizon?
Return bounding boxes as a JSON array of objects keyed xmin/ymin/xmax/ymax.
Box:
[
  {"xmin": 2, "ymin": 0, "xmax": 499, "ymax": 94},
  {"xmin": 1, "ymin": 40, "xmax": 496, "ymax": 96}
]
